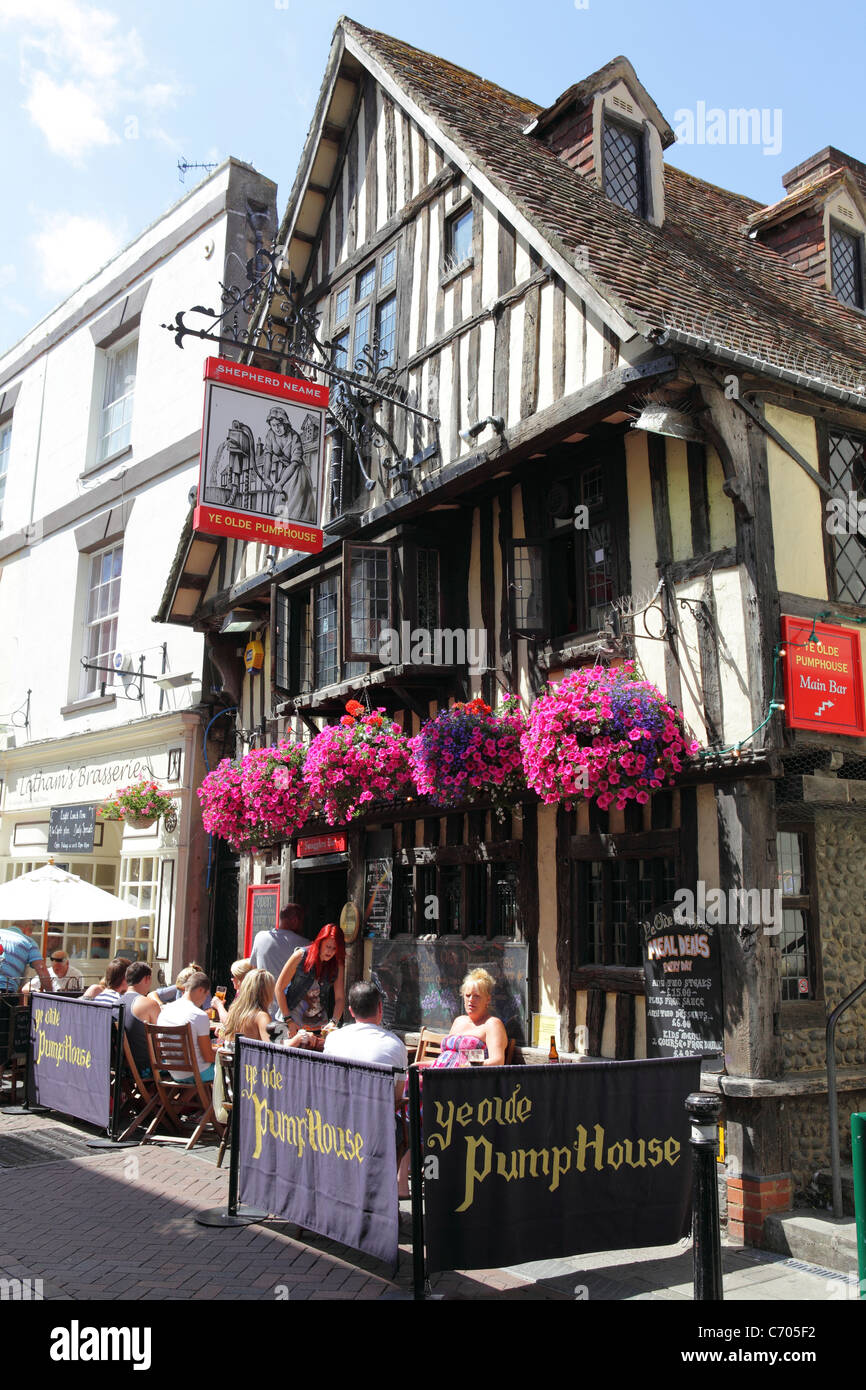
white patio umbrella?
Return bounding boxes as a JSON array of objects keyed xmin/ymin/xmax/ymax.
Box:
[{"xmin": 0, "ymin": 862, "xmax": 148, "ymax": 923}]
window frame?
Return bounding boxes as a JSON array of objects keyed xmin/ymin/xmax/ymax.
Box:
[
  {"xmin": 0, "ymin": 415, "xmax": 12, "ymax": 531},
  {"xmin": 79, "ymin": 543, "xmax": 124, "ymax": 700},
  {"xmin": 342, "ymin": 540, "xmax": 395, "ymax": 664},
  {"xmin": 776, "ymin": 822, "xmax": 823, "ymax": 1013},
  {"xmin": 601, "ymin": 114, "xmax": 647, "ymax": 218},
  {"xmin": 516, "ymin": 451, "xmax": 626, "ymax": 649},
  {"xmin": 96, "ymin": 334, "xmax": 138, "ymax": 466},
  {"xmin": 391, "ymin": 846, "xmax": 524, "ymax": 941},
  {"xmin": 818, "ymin": 421, "xmax": 866, "ymax": 606},
  {"xmin": 275, "ymin": 531, "xmax": 447, "ymax": 699},
  {"xmin": 829, "ymin": 220, "xmax": 865, "ymax": 310},
  {"xmin": 331, "ymin": 240, "xmax": 400, "ymax": 376},
  {"xmin": 443, "ymin": 201, "xmax": 474, "ymax": 277}
]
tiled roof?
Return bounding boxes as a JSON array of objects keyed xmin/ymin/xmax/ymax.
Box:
[{"xmin": 343, "ymin": 18, "xmax": 866, "ymax": 398}]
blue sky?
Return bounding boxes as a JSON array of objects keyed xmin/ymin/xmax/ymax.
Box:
[{"xmin": 0, "ymin": 0, "xmax": 862, "ymax": 354}]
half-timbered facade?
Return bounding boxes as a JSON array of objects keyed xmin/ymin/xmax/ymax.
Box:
[{"xmin": 159, "ymin": 21, "xmax": 866, "ymax": 1245}]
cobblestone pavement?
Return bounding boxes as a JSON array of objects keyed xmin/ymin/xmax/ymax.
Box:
[{"xmin": 0, "ymin": 1105, "xmax": 845, "ymax": 1302}]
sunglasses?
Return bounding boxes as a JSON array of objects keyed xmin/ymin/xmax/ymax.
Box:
[{"xmin": 51, "ymin": 957, "xmax": 68, "ymax": 964}]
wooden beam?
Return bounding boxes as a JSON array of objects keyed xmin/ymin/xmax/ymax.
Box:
[
  {"xmin": 555, "ymin": 805, "xmax": 574, "ymax": 1053},
  {"xmin": 304, "ymin": 165, "xmax": 455, "ymax": 304}
]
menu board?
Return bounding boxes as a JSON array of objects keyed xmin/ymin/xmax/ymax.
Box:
[
  {"xmin": 363, "ymin": 858, "xmax": 393, "ymax": 938},
  {"xmin": 243, "ymin": 883, "xmax": 280, "ymax": 955},
  {"xmin": 370, "ymin": 938, "xmax": 529, "ymax": 1041},
  {"xmin": 641, "ymin": 903, "xmax": 724, "ymax": 1064},
  {"xmin": 48, "ymin": 805, "xmax": 96, "ymax": 854}
]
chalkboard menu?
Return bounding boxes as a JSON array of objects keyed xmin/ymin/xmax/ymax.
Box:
[
  {"xmin": 243, "ymin": 883, "xmax": 280, "ymax": 955},
  {"xmin": 641, "ymin": 904, "xmax": 724, "ymax": 1064},
  {"xmin": 370, "ymin": 938, "xmax": 529, "ymax": 1041},
  {"xmin": 48, "ymin": 805, "xmax": 96, "ymax": 854},
  {"xmin": 363, "ymin": 858, "xmax": 393, "ymax": 937}
]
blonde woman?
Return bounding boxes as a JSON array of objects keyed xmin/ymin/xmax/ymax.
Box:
[
  {"xmin": 430, "ymin": 968, "xmax": 507, "ymax": 1068},
  {"xmin": 221, "ymin": 969, "xmax": 276, "ymax": 1046}
]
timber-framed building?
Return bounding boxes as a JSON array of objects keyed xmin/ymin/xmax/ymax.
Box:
[{"xmin": 158, "ymin": 19, "xmax": 866, "ymax": 1245}]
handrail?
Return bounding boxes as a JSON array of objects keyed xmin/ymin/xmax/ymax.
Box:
[{"xmin": 827, "ymin": 979, "xmax": 866, "ymax": 1218}]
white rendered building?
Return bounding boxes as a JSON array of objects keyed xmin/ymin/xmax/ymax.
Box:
[{"xmin": 0, "ymin": 159, "xmax": 276, "ymax": 984}]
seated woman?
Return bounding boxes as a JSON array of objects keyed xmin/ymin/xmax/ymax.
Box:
[
  {"xmin": 274, "ymin": 923, "xmax": 346, "ymax": 1046},
  {"xmin": 430, "ymin": 968, "xmax": 507, "ymax": 1068},
  {"xmin": 83, "ymin": 956, "xmax": 132, "ymax": 1001},
  {"xmin": 220, "ymin": 969, "xmax": 276, "ymax": 1046}
]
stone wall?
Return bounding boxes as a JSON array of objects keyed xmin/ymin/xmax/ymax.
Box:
[
  {"xmin": 782, "ymin": 811, "xmax": 866, "ymax": 1073},
  {"xmin": 784, "ymin": 1088, "xmax": 866, "ymax": 1197}
]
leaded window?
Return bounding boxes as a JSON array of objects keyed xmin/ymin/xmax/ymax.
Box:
[
  {"xmin": 827, "ymin": 428, "xmax": 866, "ymax": 604},
  {"xmin": 345, "ymin": 543, "xmax": 391, "ymax": 661},
  {"xmin": 830, "ymin": 225, "xmax": 864, "ymax": 309},
  {"xmin": 574, "ymin": 855, "xmax": 676, "ymax": 967},
  {"xmin": 603, "ymin": 119, "xmax": 645, "ymax": 216}
]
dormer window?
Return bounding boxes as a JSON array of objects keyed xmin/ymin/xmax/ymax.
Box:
[
  {"xmin": 602, "ymin": 118, "xmax": 645, "ymax": 216},
  {"xmin": 526, "ymin": 59, "xmax": 670, "ymax": 227},
  {"xmin": 830, "ymin": 224, "xmax": 864, "ymax": 309}
]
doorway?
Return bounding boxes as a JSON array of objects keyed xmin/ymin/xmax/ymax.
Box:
[{"xmin": 293, "ymin": 866, "xmax": 348, "ymax": 940}]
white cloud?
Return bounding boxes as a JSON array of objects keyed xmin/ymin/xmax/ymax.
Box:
[
  {"xmin": 0, "ymin": 0, "xmax": 181, "ymax": 162},
  {"xmin": 25, "ymin": 71, "xmax": 118, "ymax": 161},
  {"xmin": 32, "ymin": 211, "xmax": 126, "ymax": 295}
]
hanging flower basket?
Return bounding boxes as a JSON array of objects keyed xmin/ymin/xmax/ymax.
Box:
[
  {"xmin": 521, "ymin": 662, "xmax": 700, "ymax": 812},
  {"xmin": 98, "ymin": 780, "xmax": 174, "ymax": 827},
  {"xmin": 303, "ymin": 702, "xmax": 413, "ymax": 826},
  {"xmin": 198, "ymin": 744, "xmax": 311, "ymax": 852},
  {"xmin": 239, "ymin": 742, "xmax": 311, "ymax": 845},
  {"xmin": 198, "ymin": 758, "xmax": 250, "ymax": 848},
  {"xmin": 408, "ymin": 696, "xmax": 526, "ymax": 817}
]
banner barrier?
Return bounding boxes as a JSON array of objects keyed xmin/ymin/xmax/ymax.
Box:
[
  {"xmin": 420, "ymin": 1055, "xmax": 701, "ymax": 1273},
  {"xmin": 29, "ymin": 993, "xmax": 117, "ymax": 1130},
  {"xmin": 236, "ymin": 1037, "xmax": 400, "ymax": 1267}
]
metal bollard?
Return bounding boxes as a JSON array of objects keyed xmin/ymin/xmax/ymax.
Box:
[{"xmin": 686, "ymin": 1091, "xmax": 724, "ymax": 1301}]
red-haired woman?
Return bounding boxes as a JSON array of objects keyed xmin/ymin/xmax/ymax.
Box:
[{"xmin": 274, "ymin": 923, "xmax": 345, "ymax": 1040}]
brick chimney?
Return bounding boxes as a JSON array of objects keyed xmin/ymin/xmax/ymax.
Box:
[{"xmin": 782, "ymin": 147, "xmax": 866, "ymax": 203}]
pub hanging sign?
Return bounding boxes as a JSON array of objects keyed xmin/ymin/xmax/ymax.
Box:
[
  {"xmin": 194, "ymin": 357, "xmax": 327, "ymax": 553},
  {"xmin": 780, "ymin": 616, "xmax": 866, "ymax": 737}
]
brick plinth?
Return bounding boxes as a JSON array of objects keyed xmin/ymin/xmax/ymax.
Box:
[{"xmin": 726, "ymin": 1173, "xmax": 793, "ymax": 1247}]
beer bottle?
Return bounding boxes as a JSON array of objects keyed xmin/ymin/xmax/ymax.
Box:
[{"xmin": 548, "ymin": 1035, "xmax": 559, "ymax": 1062}]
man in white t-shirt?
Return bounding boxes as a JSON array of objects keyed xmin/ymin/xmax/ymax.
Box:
[
  {"xmin": 157, "ymin": 971, "xmax": 216, "ymax": 1082},
  {"xmin": 323, "ymin": 981, "xmax": 407, "ymax": 1104}
]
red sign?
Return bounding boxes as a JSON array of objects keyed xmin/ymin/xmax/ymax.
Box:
[
  {"xmin": 195, "ymin": 357, "xmax": 327, "ymax": 553},
  {"xmin": 296, "ymin": 834, "xmax": 347, "ymax": 858},
  {"xmin": 243, "ymin": 883, "xmax": 280, "ymax": 956},
  {"xmin": 781, "ymin": 616, "xmax": 866, "ymax": 737}
]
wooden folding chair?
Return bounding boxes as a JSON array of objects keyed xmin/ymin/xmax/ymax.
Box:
[
  {"xmin": 141, "ymin": 1023, "xmax": 224, "ymax": 1152},
  {"xmin": 414, "ymin": 1027, "xmax": 448, "ymax": 1065},
  {"xmin": 0, "ymin": 993, "xmax": 29, "ymax": 1102},
  {"xmin": 116, "ymin": 1034, "xmax": 161, "ymax": 1141},
  {"xmin": 214, "ymin": 1048, "xmax": 234, "ymax": 1170}
]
